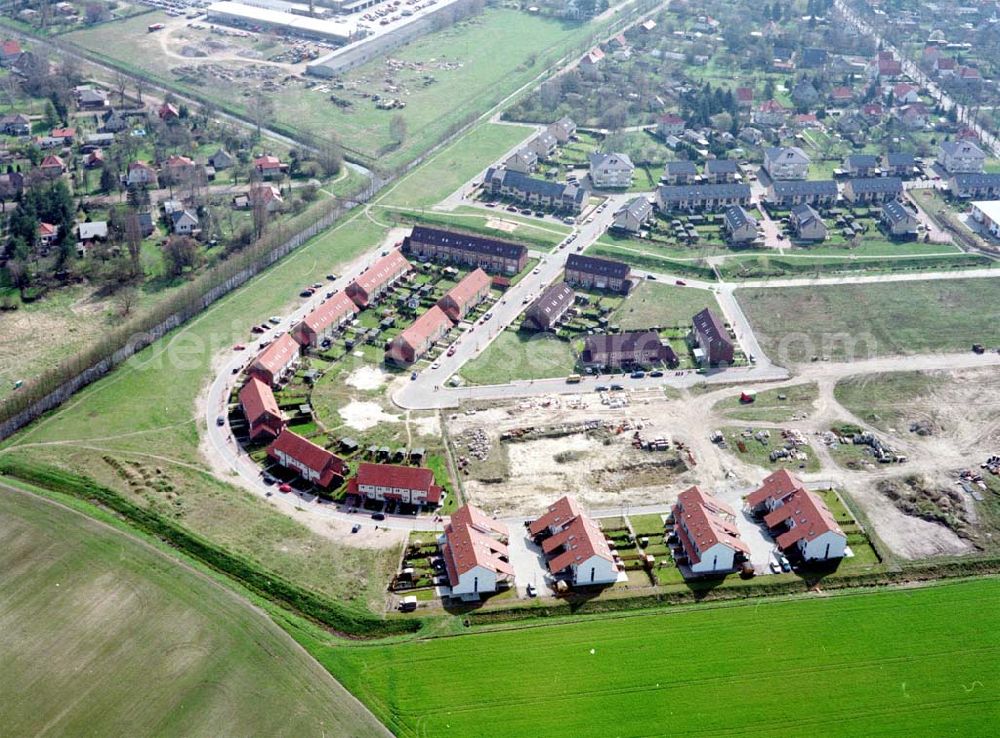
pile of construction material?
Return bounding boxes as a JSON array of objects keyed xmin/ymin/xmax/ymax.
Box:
[{"xmin": 458, "ymin": 428, "xmax": 491, "ymax": 460}]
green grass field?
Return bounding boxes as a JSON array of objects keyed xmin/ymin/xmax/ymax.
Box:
[
  {"xmin": 305, "ymin": 578, "xmax": 1000, "ymax": 737},
  {"xmin": 0, "ymin": 485, "xmax": 387, "ymax": 738},
  {"xmin": 713, "ymin": 382, "xmax": 819, "ymax": 422},
  {"xmin": 737, "ymin": 278, "xmax": 1000, "ymax": 363},
  {"xmin": 609, "ymin": 281, "xmax": 722, "ymax": 331},
  {"xmin": 460, "ymin": 330, "xmax": 577, "ymax": 384},
  {"xmin": 66, "ymin": 9, "xmax": 597, "ymax": 168}
]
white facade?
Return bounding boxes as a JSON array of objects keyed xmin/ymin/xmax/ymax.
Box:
[
  {"xmin": 590, "ymin": 152, "xmax": 635, "ymax": 188},
  {"xmin": 938, "ymin": 141, "xmax": 986, "ymax": 174},
  {"xmin": 687, "ymin": 542, "xmax": 739, "ymax": 574},
  {"xmin": 449, "ymin": 563, "xmax": 498, "ymax": 596},
  {"xmin": 971, "ymin": 201, "xmax": 1000, "ymax": 237},
  {"xmin": 799, "ymin": 530, "xmax": 848, "ymax": 561},
  {"xmin": 764, "ymin": 147, "xmax": 810, "ymax": 180},
  {"xmin": 569, "ymin": 554, "xmax": 619, "ymax": 585},
  {"xmin": 358, "ymin": 483, "xmax": 431, "ymax": 505}
]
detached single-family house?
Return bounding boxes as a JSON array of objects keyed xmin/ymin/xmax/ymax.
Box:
[
  {"xmin": 208, "ymin": 148, "xmax": 234, "ymax": 170},
  {"xmin": 158, "ymin": 102, "xmax": 180, "ymax": 121},
  {"xmin": 76, "ymin": 86, "xmax": 108, "ymax": 110},
  {"xmin": 0, "ymin": 113, "xmax": 30, "ymax": 136},
  {"xmin": 254, "ymin": 154, "xmax": 287, "ymax": 179},
  {"xmin": 547, "ymin": 116, "xmax": 576, "ymax": 143},
  {"xmin": 791, "ymin": 79, "xmax": 819, "ymax": 106},
  {"xmin": 754, "ymin": 99, "xmax": 790, "ymax": 127},
  {"xmin": 0, "ymin": 39, "xmax": 23, "ymax": 67},
  {"xmin": 789, "ymin": 203, "xmax": 828, "ymax": 241},
  {"xmin": 892, "ymin": 83, "xmax": 920, "ymax": 104},
  {"xmin": 829, "ymin": 86, "xmax": 854, "ymax": 106},
  {"xmin": 880, "ymin": 199, "xmax": 920, "ymax": 237},
  {"xmin": 735, "ymin": 87, "xmax": 753, "ymax": 108},
  {"xmin": 763, "ymin": 488, "xmax": 847, "ymax": 561},
  {"xmin": 764, "ymin": 147, "xmax": 810, "ymax": 180},
  {"xmin": 39, "ymin": 155, "xmax": 65, "ymax": 178},
  {"xmin": 127, "ymin": 160, "xmax": 158, "ymax": 188},
  {"xmin": 170, "ymin": 209, "xmax": 199, "ymax": 235},
  {"xmin": 38, "ymin": 222, "xmax": 59, "ymax": 246},
  {"xmin": 657, "ymin": 113, "xmax": 686, "ymax": 138},
  {"xmin": 248, "ymin": 183, "xmax": 283, "ymax": 212}
]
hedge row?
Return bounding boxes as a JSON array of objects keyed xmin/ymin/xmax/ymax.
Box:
[{"xmin": 0, "ymin": 459, "xmax": 421, "ymax": 639}]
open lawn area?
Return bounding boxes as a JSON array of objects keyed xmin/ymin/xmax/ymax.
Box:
[
  {"xmin": 66, "ymin": 9, "xmax": 599, "ymax": 168},
  {"xmin": 307, "ymin": 578, "xmax": 1000, "ymax": 737},
  {"xmin": 609, "ymin": 281, "xmax": 721, "ymax": 331},
  {"xmin": 737, "ymin": 278, "xmax": 1000, "ymax": 363},
  {"xmin": 713, "ymin": 382, "xmax": 819, "ymax": 422},
  {"xmin": 459, "ymin": 330, "xmax": 577, "ymax": 384},
  {"xmin": 833, "ymin": 371, "xmax": 941, "ymax": 433},
  {"xmin": 0, "ymin": 485, "xmax": 387, "ymax": 738}
]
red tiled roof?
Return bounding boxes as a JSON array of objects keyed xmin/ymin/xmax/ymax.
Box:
[
  {"xmin": 893, "ymin": 83, "xmax": 918, "ymax": 98},
  {"xmin": 38, "ymin": 222, "xmax": 57, "ymax": 237},
  {"xmin": 746, "ymin": 469, "xmax": 804, "ymax": 509},
  {"xmin": 830, "ymin": 86, "xmax": 853, "ymax": 99},
  {"xmin": 350, "ymin": 249, "xmax": 410, "ymax": 299},
  {"xmin": 759, "ymin": 99, "xmax": 788, "ymax": 114},
  {"xmin": 355, "ymin": 462, "xmax": 441, "ymax": 503},
  {"xmin": 2, "ymin": 40, "xmax": 22, "ymax": 56},
  {"xmin": 450, "ymin": 504, "xmax": 507, "ymax": 538},
  {"xmin": 51, "ymin": 127, "xmax": 75, "ymax": 138},
  {"xmin": 438, "ymin": 268, "xmax": 490, "ymax": 316},
  {"xmin": 239, "ymin": 377, "xmax": 281, "ymax": 431},
  {"xmin": 252, "ymin": 333, "xmax": 299, "ymax": 380},
  {"xmin": 164, "ymin": 154, "xmax": 194, "ymax": 167},
  {"xmin": 394, "ymin": 305, "xmax": 452, "ymax": 351},
  {"xmin": 441, "ymin": 521, "xmax": 513, "ymax": 585},
  {"xmin": 936, "ymin": 57, "xmax": 955, "ymax": 70},
  {"xmin": 673, "ymin": 486, "xmax": 749, "ymax": 564},
  {"xmin": 129, "ymin": 160, "xmax": 155, "ymax": 172},
  {"xmin": 295, "ymin": 292, "xmax": 357, "ymax": 344},
  {"xmin": 767, "ymin": 489, "xmax": 845, "ymax": 549},
  {"xmin": 41, "ymin": 155, "xmax": 64, "ymax": 169},
  {"xmin": 267, "ymin": 429, "xmax": 345, "ymax": 487},
  {"xmin": 528, "ymin": 495, "xmax": 583, "ymax": 536},
  {"xmin": 659, "ymin": 113, "xmax": 685, "ymax": 125},
  {"xmin": 546, "ymin": 515, "xmax": 614, "ymax": 575},
  {"xmin": 254, "ymin": 154, "xmax": 283, "ymax": 169}
]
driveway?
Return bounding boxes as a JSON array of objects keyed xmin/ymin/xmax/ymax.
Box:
[{"xmin": 503, "ymin": 522, "xmax": 551, "ymax": 597}]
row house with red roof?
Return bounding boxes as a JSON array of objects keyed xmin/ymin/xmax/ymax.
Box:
[
  {"xmin": 746, "ymin": 471, "xmax": 847, "ymax": 561},
  {"xmin": 292, "ymin": 292, "xmax": 358, "ymax": 347},
  {"xmin": 386, "ymin": 305, "xmax": 452, "ymax": 364},
  {"xmin": 238, "ymin": 376, "xmax": 285, "ymax": 441},
  {"xmin": 436, "ymin": 268, "xmax": 490, "ymax": 322},
  {"xmin": 528, "ymin": 495, "xmax": 619, "ymax": 587},
  {"xmin": 671, "ymin": 486, "xmax": 749, "ymax": 575},
  {"xmin": 266, "ymin": 429, "xmax": 347, "ymax": 488},
  {"xmin": 440, "ymin": 504, "xmax": 513, "ymax": 598},
  {"xmin": 249, "ymin": 333, "xmax": 300, "ymax": 386},
  {"xmin": 345, "ymin": 249, "xmax": 411, "ymax": 308},
  {"xmin": 347, "ymin": 462, "xmax": 442, "ymax": 507}
]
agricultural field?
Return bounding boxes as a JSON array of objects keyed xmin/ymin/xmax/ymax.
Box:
[
  {"xmin": 0, "ymin": 485, "xmax": 387, "ymax": 738},
  {"xmin": 66, "ymin": 8, "xmax": 602, "ymax": 168},
  {"xmin": 460, "ymin": 330, "xmax": 577, "ymax": 385},
  {"xmin": 608, "ymin": 281, "xmax": 722, "ymax": 331},
  {"xmin": 713, "ymin": 382, "xmax": 819, "ymax": 423},
  {"xmin": 737, "ymin": 278, "xmax": 1000, "ymax": 364},
  {"xmin": 310, "ymin": 578, "xmax": 1000, "ymax": 737}
]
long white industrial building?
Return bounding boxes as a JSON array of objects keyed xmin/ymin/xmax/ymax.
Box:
[{"xmin": 206, "ymin": 2, "xmax": 360, "ymax": 43}]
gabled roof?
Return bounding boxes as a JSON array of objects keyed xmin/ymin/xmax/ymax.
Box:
[
  {"xmin": 746, "ymin": 469, "xmax": 804, "ymax": 508},
  {"xmin": 724, "ymin": 204, "xmax": 756, "ymax": 230},
  {"xmin": 545, "ymin": 515, "xmax": 615, "ymax": 575},
  {"xmin": 846, "ymin": 176, "xmax": 903, "ymax": 194},
  {"xmin": 692, "ymin": 308, "xmax": 730, "ymax": 346},
  {"xmin": 765, "ymin": 146, "xmax": 810, "ymax": 165},
  {"xmin": 252, "ymin": 333, "xmax": 299, "ymax": 378},
  {"xmin": 830, "ymin": 86, "xmax": 853, "ymax": 99},
  {"xmin": 885, "ymin": 152, "xmax": 916, "ymax": 166},
  {"xmin": 615, "ymin": 196, "xmax": 653, "ymax": 222},
  {"xmin": 297, "ymin": 292, "xmax": 357, "ymax": 340},
  {"xmin": 846, "ymin": 154, "xmax": 879, "ymax": 168},
  {"xmin": 528, "ymin": 495, "xmax": 583, "ymax": 537},
  {"xmin": 664, "ymin": 160, "xmax": 698, "ymax": 176},
  {"xmin": 657, "ymin": 183, "xmax": 751, "ymax": 202},
  {"xmin": 765, "ymin": 489, "xmax": 845, "ymax": 548},
  {"xmin": 355, "ymin": 462, "xmax": 440, "ymax": 502},
  {"xmin": 940, "ymin": 140, "xmax": 985, "ymax": 159},
  {"xmin": 352, "ymin": 249, "xmax": 411, "ymax": 295},
  {"xmin": 40, "ymin": 154, "xmax": 64, "ymax": 169},
  {"xmin": 450, "ymin": 504, "xmax": 507, "ymax": 538},
  {"xmin": 524, "ymin": 281, "xmax": 574, "ymax": 328},
  {"xmin": 790, "ymin": 202, "xmax": 823, "ymax": 226},
  {"xmin": 486, "ymin": 167, "xmax": 575, "ymax": 201},
  {"xmin": 583, "ymin": 331, "xmax": 664, "ymax": 359},
  {"xmin": 770, "ymin": 180, "xmax": 838, "ymax": 197},
  {"xmin": 565, "ymin": 252, "xmax": 631, "ymax": 279},
  {"xmin": 395, "ymin": 305, "xmax": 452, "ymax": 349},
  {"xmin": 2, "ymin": 40, "xmax": 22, "ymax": 56},
  {"xmin": 441, "ymin": 519, "xmax": 512, "ymax": 585},
  {"xmin": 254, "ymin": 154, "xmax": 283, "ymax": 169},
  {"xmin": 267, "ymin": 429, "xmax": 345, "ymax": 487},
  {"xmin": 408, "ymin": 226, "xmax": 527, "ymax": 262},
  {"xmin": 950, "ymin": 173, "xmax": 1000, "ymax": 189},
  {"xmin": 705, "ymin": 159, "xmax": 738, "ymax": 174},
  {"xmin": 589, "ymin": 151, "xmax": 634, "ymax": 171},
  {"xmin": 239, "ymin": 376, "xmax": 281, "ymax": 425},
  {"xmin": 439, "ymin": 268, "xmax": 490, "ymax": 313},
  {"xmin": 882, "ymin": 198, "xmax": 917, "ymax": 224},
  {"xmin": 658, "ymin": 113, "xmax": 685, "ymax": 125},
  {"xmin": 673, "ymin": 486, "xmax": 749, "ymax": 563},
  {"xmin": 77, "ymin": 221, "xmax": 108, "ymax": 240}
]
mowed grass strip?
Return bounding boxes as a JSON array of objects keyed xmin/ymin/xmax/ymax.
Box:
[
  {"xmin": 313, "ymin": 579, "xmax": 1000, "ymax": 738},
  {"xmin": 460, "ymin": 331, "xmax": 577, "ymax": 384},
  {"xmin": 610, "ymin": 281, "xmax": 723, "ymax": 331},
  {"xmin": 0, "ymin": 485, "xmax": 388, "ymax": 738},
  {"xmin": 737, "ymin": 278, "xmax": 1000, "ymax": 363}
]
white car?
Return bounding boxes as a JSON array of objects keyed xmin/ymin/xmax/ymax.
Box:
[
  {"xmin": 532, "ymin": 268, "xmax": 541, "ymax": 274},
  {"xmin": 431, "ymin": 361, "xmax": 441, "ymax": 370},
  {"xmin": 268, "ymin": 316, "xmax": 281, "ymax": 325}
]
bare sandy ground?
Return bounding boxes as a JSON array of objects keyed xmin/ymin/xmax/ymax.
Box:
[
  {"xmin": 344, "ymin": 366, "xmax": 389, "ymax": 391},
  {"xmin": 338, "ymin": 400, "xmax": 401, "ymax": 431}
]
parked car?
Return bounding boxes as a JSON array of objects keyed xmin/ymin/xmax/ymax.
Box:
[
  {"xmin": 610, "ymin": 384, "xmax": 624, "ymax": 391},
  {"xmin": 351, "ymin": 524, "xmax": 361, "ymax": 533},
  {"xmin": 251, "ymin": 325, "xmax": 264, "ymax": 334},
  {"xmin": 233, "ymin": 344, "xmax": 245, "ymax": 351},
  {"xmin": 216, "ymin": 415, "xmax": 225, "ymax": 426},
  {"xmin": 278, "ymin": 484, "xmax": 292, "ymax": 493},
  {"xmin": 268, "ymin": 316, "xmax": 281, "ymax": 325},
  {"xmin": 371, "ymin": 512, "xmax": 386, "ymax": 521},
  {"xmin": 650, "ymin": 370, "xmax": 664, "ymax": 377},
  {"xmin": 300, "ymin": 289, "xmax": 314, "ymax": 297},
  {"xmin": 526, "ymin": 583, "xmax": 537, "ymax": 597},
  {"xmin": 769, "ymin": 560, "xmax": 781, "ymax": 574},
  {"xmin": 778, "ymin": 555, "xmax": 792, "ymax": 573},
  {"xmin": 595, "ymin": 385, "xmax": 609, "ymax": 392},
  {"xmin": 447, "ymin": 347, "xmax": 456, "ymax": 356},
  {"xmin": 326, "ymin": 273, "xmax": 337, "ymax": 280},
  {"xmin": 630, "ymin": 371, "xmax": 645, "ymax": 379},
  {"xmin": 410, "ymin": 370, "xmax": 418, "ymax": 380},
  {"xmin": 675, "ymin": 280, "xmax": 686, "ymax": 286}
]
